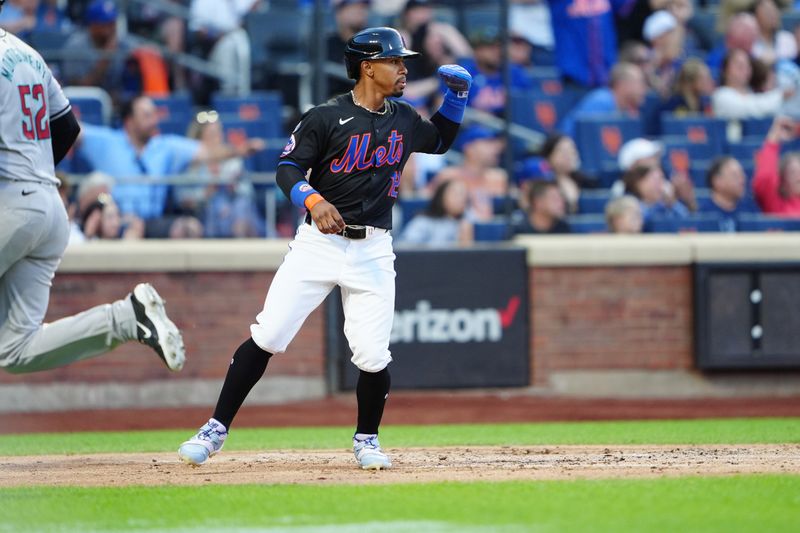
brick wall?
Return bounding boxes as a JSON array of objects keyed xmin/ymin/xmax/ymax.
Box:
[
  {"xmin": 0, "ymin": 266, "xmax": 694, "ymax": 390},
  {"xmin": 0, "ymin": 272, "xmax": 327, "ymax": 386},
  {"xmin": 530, "ymin": 266, "xmax": 694, "ymax": 386}
]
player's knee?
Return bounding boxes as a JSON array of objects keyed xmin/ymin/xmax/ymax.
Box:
[
  {"xmin": 249, "ymin": 324, "xmax": 288, "ymax": 355},
  {"xmin": 350, "ymin": 349, "xmax": 392, "ymax": 373}
]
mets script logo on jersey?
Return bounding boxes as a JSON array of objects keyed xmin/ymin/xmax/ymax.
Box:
[
  {"xmin": 390, "ymin": 296, "xmax": 522, "ymax": 344},
  {"xmin": 330, "ymin": 131, "xmax": 403, "ymax": 173},
  {"xmin": 281, "ymin": 134, "xmax": 296, "ymax": 157}
]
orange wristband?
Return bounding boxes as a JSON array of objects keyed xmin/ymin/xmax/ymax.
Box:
[{"xmin": 304, "ymin": 193, "xmax": 324, "ymax": 210}]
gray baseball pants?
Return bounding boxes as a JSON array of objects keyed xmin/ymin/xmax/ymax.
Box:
[{"xmin": 0, "ymin": 180, "xmax": 137, "ymax": 373}]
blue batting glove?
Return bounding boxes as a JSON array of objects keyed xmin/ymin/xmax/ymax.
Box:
[{"xmin": 438, "ymin": 64, "xmax": 472, "ymax": 98}]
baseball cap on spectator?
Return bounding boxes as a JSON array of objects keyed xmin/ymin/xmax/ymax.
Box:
[
  {"xmin": 514, "ymin": 156, "xmax": 553, "ymax": 183},
  {"xmin": 643, "ymin": 10, "xmax": 677, "ymax": 43},
  {"xmin": 332, "ymin": 0, "xmax": 370, "ymax": 9},
  {"xmin": 85, "ymin": 0, "xmax": 118, "ymax": 24},
  {"xmin": 618, "ymin": 138, "xmax": 663, "ymax": 170},
  {"xmin": 470, "ymin": 26, "xmax": 500, "ymax": 47},
  {"xmin": 457, "ymin": 125, "xmax": 499, "ymax": 148}
]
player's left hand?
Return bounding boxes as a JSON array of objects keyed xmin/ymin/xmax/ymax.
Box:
[{"xmin": 438, "ymin": 65, "xmax": 472, "ymax": 97}]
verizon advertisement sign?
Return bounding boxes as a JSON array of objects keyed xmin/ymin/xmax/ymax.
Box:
[{"xmin": 329, "ymin": 248, "xmax": 529, "ymax": 390}]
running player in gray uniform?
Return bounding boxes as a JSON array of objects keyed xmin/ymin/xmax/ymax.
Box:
[{"xmin": 0, "ymin": 0, "xmax": 185, "ymax": 374}]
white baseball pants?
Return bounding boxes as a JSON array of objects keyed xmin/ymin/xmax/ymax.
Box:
[{"xmin": 251, "ymin": 221, "xmax": 396, "ymax": 372}]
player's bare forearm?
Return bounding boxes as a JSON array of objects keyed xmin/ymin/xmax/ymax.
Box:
[{"xmin": 309, "ymin": 199, "xmax": 346, "ymax": 234}]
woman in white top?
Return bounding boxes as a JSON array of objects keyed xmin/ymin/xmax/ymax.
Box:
[{"xmin": 711, "ymin": 48, "xmax": 793, "ymax": 140}]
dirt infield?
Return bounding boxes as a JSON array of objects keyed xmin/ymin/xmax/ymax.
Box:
[{"xmin": 2, "ymin": 444, "xmax": 799, "ymax": 487}]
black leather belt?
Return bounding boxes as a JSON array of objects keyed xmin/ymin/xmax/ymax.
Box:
[
  {"xmin": 305, "ymin": 219, "xmax": 376, "ymax": 239},
  {"xmin": 339, "ymin": 225, "xmax": 368, "ymax": 239}
]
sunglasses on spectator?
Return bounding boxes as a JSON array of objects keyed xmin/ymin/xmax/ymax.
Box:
[{"xmin": 195, "ymin": 110, "xmax": 219, "ymax": 124}]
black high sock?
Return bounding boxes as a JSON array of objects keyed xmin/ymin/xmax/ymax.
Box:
[
  {"xmin": 212, "ymin": 338, "xmax": 272, "ymax": 430},
  {"xmin": 356, "ymin": 367, "xmax": 391, "ymax": 435}
]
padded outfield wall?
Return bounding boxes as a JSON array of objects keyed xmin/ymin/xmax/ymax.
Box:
[{"xmin": 3, "ymin": 235, "xmax": 800, "ymax": 412}]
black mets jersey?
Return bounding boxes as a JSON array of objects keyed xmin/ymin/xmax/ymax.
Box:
[{"xmin": 278, "ymin": 93, "xmax": 446, "ymax": 229}]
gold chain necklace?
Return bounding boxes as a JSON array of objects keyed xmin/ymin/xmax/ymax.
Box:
[{"xmin": 350, "ymin": 91, "xmax": 388, "ymax": 115}]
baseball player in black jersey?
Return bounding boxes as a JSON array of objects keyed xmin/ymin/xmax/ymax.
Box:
[{"xmin": 179, "ymin": 26, "xmax": 472, "ymax": 469}]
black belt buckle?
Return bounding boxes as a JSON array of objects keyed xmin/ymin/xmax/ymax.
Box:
[{"xmin": 340, "ymin": 225, "xmax": 367, "ymax": 239}]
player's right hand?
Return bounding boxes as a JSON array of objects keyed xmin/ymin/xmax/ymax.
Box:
[{"xmin": 310, "ymin": 199, "xmax": 346, "ymax": 234}]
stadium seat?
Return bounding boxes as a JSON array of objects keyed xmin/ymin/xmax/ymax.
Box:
[
  {"xmin": 158, "ymin": 118, "xmax": 189, "ymax": 136},
  {"xmin": 574, "ymin": 115, "xmax": 643, "ymax": 179},
  {"xmin": 647, "ymin": 213, "xmax": 724, "ymax": 233},
  {"xmin": 525, "ymin": 68, "xmax": 563, "ymax": 96},
  {"xmin": 63, "ymin": 86, "xmax": 112, "ymax": 126},
  {"xmin": 510, "ymin": 90, "xmax": 574, "ymax": 134},
  {"xmin": 566, "ymin": 214, "xmax": 608, "ymax": 234},
  {"xmin": 474, "ymin": 220, "xmax": 510, "ymax": 241},
  {"xmin": 660, "ymin": 114, "xmax": 727, "ymax": 155},
  {"xmin": 740, "ymin": 117, "xmax": 773, "ymax": 138},
  {"xmin": 211, "ymin": 91, "xmax": 284, "ymax": 137},
  {"xmin": 577, "ymin": 190, "xmax": 612, "ymax": 215},
  {"xmin": 736, "ymin": 214, "xmax": 800, "ymax": 232},
  {"xmin": 152, "ymin": 94, "xmax": 193, "ymax": 126},
  {"xmin": 398, "ymin": 197, "xmax": 429, "ymax": 228},
  {"xmin": 492, "ymin": 196, "xmax": 518, "ymax": 216}
]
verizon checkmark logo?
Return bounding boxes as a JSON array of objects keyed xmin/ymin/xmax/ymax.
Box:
[
  {"xmin": 499, "ymin": 296, "xmax": 521, "ymax": 328},
  {"xmin": 338, "ymin": 117, "xmax": 354, "ymax": 125}
]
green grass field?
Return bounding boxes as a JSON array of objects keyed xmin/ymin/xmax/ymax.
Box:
[{"xmin": 2, "ymin": 418, "xmax": 799, "ymax": 532}]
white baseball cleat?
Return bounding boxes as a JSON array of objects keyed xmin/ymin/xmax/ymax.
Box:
[
  {"xmin": 178, "ymin": 419, "xmax": 228, "ymax": 465},
  {"xmin": 353, "ymin": 435, "xmax": 392, "ymax": 470},
  {"xmin": 130, "ymin": 283, "xmax": 185, "ymax": 371}
]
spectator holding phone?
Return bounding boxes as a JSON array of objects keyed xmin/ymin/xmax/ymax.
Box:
[{"xmin": 752, "ymin": 115, "xmax": 800, "ymax": 215}]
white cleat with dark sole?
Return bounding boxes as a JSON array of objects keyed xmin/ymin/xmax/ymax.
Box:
[
  {"xmin": 130, "ymin": 283, "xmax": 185, "ymax": 371},
  {"xmin": 178, "ymin": 419, "xmax": 227, "ymax": 466},
  {"xmin": 353, "ymin": 435, "xmax": 392, "ymax": 470}
]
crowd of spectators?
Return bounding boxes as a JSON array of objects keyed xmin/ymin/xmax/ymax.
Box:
[{"xmin": 6, "ymin": 0, "xmax": 800, "ymax": 243}]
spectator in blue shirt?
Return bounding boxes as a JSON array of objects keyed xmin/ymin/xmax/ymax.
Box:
[
  {"xmin": 697, "ymin": 155, "xmax": 760, "ymax": 232},
  {"xmin": 76, "ymin": 95, "xmax": 264, "ymax": 236},
  {"xmin": 622, "ymin": 164, "xmax": 690, "ymax": 230},
  {"xmin": 459, "ymin": 27, "xmax": 533, "ymax": 117},
  {"xmin": 547, "ymin": 0, "xmax": 621, "ymax": 88},
  {"xmin": 559, "ymin": 61, "xmax": 648, "ymax": 138}
]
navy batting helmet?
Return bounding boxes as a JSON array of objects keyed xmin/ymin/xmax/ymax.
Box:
[{"xmin": 344, "ymin": 27, "xmax": 420, "ymax": 80}]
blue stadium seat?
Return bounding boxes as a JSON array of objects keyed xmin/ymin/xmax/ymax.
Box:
[
  {"xmin": 68, "ymin": 97, "xmax": 105, "ymax": 126},
  {"xmin": 740, "ymin": 117, "xmax": 773, "ymax": 138},
  {"xmin": 567, "ymin": 214, "xmax": 608, "ymax": 234},
  {"xmin": 158, "ymin": 118, "xmax": 189, "ymax": 136},
  {"xmin": 221, "ymin": 119, "xmax": 280, "ymax": 171},
  {"xmin": 510, "ymin": 90, "xmax": 573, "ymax": 135},
  {"xmin": 726, "ymin": 139, "xmax": 762, "ymax": 164},
  {"xmin": 660, "ymin": 114, "xmax": 727, "ymax": 155},
  {"xmin": 525, "ymin": 68, "xmax": 564, "ymax": 95},
  {"xmin": 398, "ymin": 197, "xmax": 429, "ymax": 228},
  {"xmin": 736, "ymin": 214, "xmax": 800, "ymax": 232},
  {"xmin": 474, "ymin": 220, "xmax": 510, "ymax": 241},
  {"xmin": 577, "ymin": 190, "xmax": 612, "ymax": 214},
  {"xmin": 492, "ymin": 196, "xmax": 518, "ymax": 216},
  {"xmin": 152, "ymin": 94, "xmax": 193, "ymax": 126},
  {"xmin": 647, "ymin": 213, "xmax": 724, "ymax": 233},
  {"xmin": 574, "ymin": 115, "xmax": 643, "ymax": 179},
  {"xmin": 211, "ymin": 91, "xmax": 284, "ymax": 137}
]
